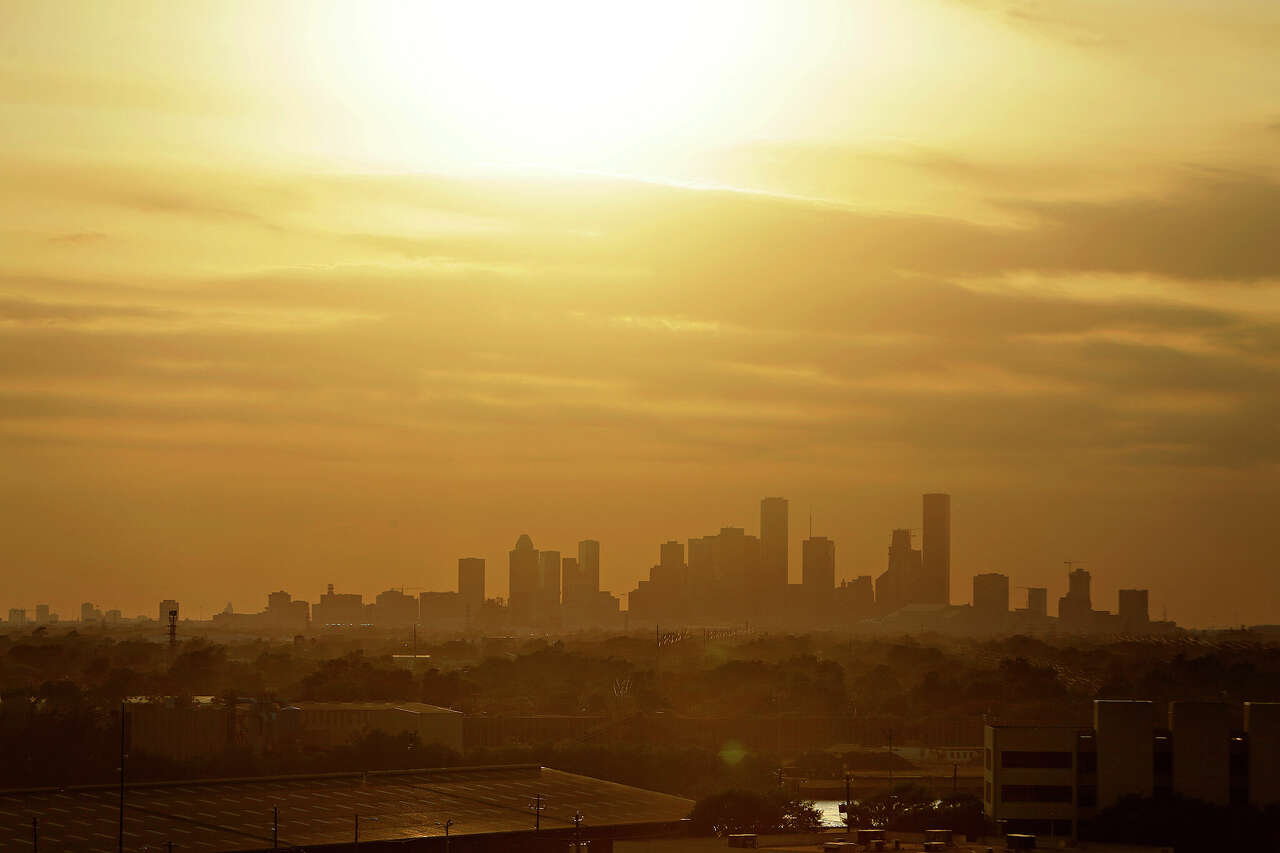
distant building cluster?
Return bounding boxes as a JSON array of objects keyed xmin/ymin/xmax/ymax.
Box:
[
  {"xmin": 624, "ymin": 492, "xmax": 954, "ymax": 629},
  {"xmin": 2, "ymin": 490, "xmax": 1175, "ymax": 635}
]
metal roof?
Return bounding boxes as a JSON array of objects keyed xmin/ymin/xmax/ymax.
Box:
[{"xmin": 0, "ymin": 765, "xmax": 692, "ymax": 852}]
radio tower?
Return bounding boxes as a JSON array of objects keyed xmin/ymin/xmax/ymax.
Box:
[{"xmin": 166, "ymin": 608, "xmax": 178, "ymax": 648}]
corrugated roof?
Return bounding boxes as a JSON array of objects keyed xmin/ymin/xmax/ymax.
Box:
[{"xmin": 0, "ymin": 765, "xmax": 692, "ymax": 852}]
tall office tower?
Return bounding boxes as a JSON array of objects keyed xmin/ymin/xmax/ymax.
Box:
[
  {"xmin": 875, "ymin": 528, "xmax": 923, "ymax": 614},
  {"xmin": 972, "ymin": 572, "xmax": 1010, "ymax": 616},
  {"xmin": 655, "ymin": 540, "xmax": 685, "ymax": 588},
  {"xmin": 578, "ymin": 540, "xmax": 601, "ymax": 594},
  {"xmin": 1117, "ymin": 588, "xmax": 1149, "ymax": 631},
  {"xmin": 508, "ymin": 534, "xmax": 540, "ymax": 625},
  {"xmin": 1058, "ymin": 567, "xmax": 1093, "ymax": 623},
  {"xmin": 801, "ymin": 536, "xmax": 836, "ymax": 592},
  {"xmin": 922, "ymin": 493, "xmax": 951, "ymax": 604},
  {"xmin": 537, "ymin": 550, "xmax": 562, "ymax": 619},
  {"xmin": 158, "ymin": 599, "xmax": 179, "ymax": 624},
  {"xmin": 561, "ymin": 556, "xmax": 589, "ymax": 605},
  {"xmin": 35, "ymin": 603, "xmax": 50, "ymax": 624},
  {"xmin": 760, "ymin": 497, "xmax": 789, "ymax": 588},
  {"xmin": 458, "ymin": 557, "xmax": 485, "ymax": 617},
  {"xmin": 686, "ymin": 534, "xmax": 717, "ymax": 607},
  {"xmin": 1025, "ymin": 587, "xmax": 1048, "ymax": 617}
]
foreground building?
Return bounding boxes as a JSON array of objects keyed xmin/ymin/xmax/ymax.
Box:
[
  {"xmin": 0, "ymin": 765, "xmax": 691, "ymax": 853},
  {"xmin": 984, "ymin": 699, "xmax": 1280, "ymax": 839}
]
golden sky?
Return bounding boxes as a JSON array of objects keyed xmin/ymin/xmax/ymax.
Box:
[{"xmin": 2, "ymin": 1, "xmax": 1279, "ymax": 625}]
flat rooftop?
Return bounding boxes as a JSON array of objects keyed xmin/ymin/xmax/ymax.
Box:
[{"xmin": 0, "ymin": 765, "xmax": 692, "ymax": 852}]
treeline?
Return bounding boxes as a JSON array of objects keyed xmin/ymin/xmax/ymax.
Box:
[{"xmin": 4, "ymin": 630, "xmax": 1279, "ymax": 720}]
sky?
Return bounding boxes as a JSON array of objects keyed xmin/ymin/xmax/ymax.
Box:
[{"xmin": 2, "ymin": 0, "xmax": 1279, "ymax": 626}]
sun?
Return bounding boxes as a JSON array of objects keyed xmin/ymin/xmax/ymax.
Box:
[{"xmin": 303, "ymin": 1, "xmax": 799, "ymax": 172}]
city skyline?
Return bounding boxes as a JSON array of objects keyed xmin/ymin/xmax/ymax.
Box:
[{"xmin": 6, "ymin": 491, "xmax": 1178, "ymax": 630}]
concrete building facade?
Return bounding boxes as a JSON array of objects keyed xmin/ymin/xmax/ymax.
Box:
[{"xmin": 985, "ymin": 699, "xmax": 1280, "ymax": 839}]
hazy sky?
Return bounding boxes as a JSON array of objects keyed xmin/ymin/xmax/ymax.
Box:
[{"xmin": 2, "ymin": 1, "xmax": 1279, "ymax": 625}]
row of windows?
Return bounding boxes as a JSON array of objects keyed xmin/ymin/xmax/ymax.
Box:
[
  {"xmin": 1001, "ymin": 750, "xmax": 1073, "ymax": 769},
  {"xmin": 1001, "ymin": 785, "xmax": 1074, "ymax": 803}
]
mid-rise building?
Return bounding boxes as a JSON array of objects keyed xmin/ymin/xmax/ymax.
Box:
[
  {"xmin": 312, "ymin": 584, "xmax": 364, "ymax": 626},
  {"xmin": 1117, "ymin": 588, "xmax": 1149, "ymax": 632},
  {"xmin": 6, "ymin": 609, "xmax": 26, "ymax": 627},
  {"xmin": 1023, "ymin": 587, "xmax": 1048, "ymax": 618},
  {"xmin": 973, "ymin": 572, "xmax": 1010, "ymax": 617},
  {"xmin": 458, "ymin": 557, "xmax": 485, "ymax": 619},
  {"xmin": 984, "ymin": 699, "xmax": 1280, "ymax": 839},
  {"xmin": 373, "ymin": 589, "xmax": 419, "ymax": 627}
]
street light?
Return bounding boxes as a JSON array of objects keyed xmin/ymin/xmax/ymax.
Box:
[{"xmin": 435, "ymin": 818, "xmax": 454, "ymax": 853}]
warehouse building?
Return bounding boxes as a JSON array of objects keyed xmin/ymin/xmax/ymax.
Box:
[{"xmin": 0, "ymin": 765, "xmax": 691, "ymax": 853}]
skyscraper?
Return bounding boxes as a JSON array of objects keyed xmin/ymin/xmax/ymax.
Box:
[
  {"xmin": 508, "ymin": 534, "xmax": 540, "ymax": 625},
  {"xmin": 801, "ymin": 536, "xmax": 835, "ymax": 592},
  {"xmin": 458, "ymin": 557, "xmax": 485, "ymax": 617},
  {"xmin": 875, "ymin": 528, "xmax": 923, "ymax": 614},
  {"xmin": 1059, "ymin": 567, "xmax": 1093, "ymax": 623},
  {"xmin": 578, "ymin": 539, "xmax": 600, "ymax": 594},
  {"xmin": 538, "ymin": 549, "xmax": 562, "ymax": 621},
  {"xmin": 922, "ymin": 493, "xmax": 951, "ymax": 604},
  {"xmin": 760, "ymin": 497, "xmax": 789, "ymax": 588}
]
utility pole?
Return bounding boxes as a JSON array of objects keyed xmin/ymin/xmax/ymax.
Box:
[
  {"xmin": 118, "ymin": 702, "xmax": 127, "ymax": 853},
  {"xmin": 273, "ymin": 806, "xmax": 278, "ymax": 849},
  {"xmin": 529, "ymin": 794, "xmax": 544, "ymax": 832},
  {"xmin": 844, "ymin": 773, "xmax": 852, "ymax": 829},
  {"xmin": 572, "ymin": 810, "xmax": 584, "ymax": 848},
  {"xmin": 31, "ymin": 817, "xmax": 37, "ymax": 853},
  {"xmin": 952, "ymin": 763, "xmax": 957, "ymax": 796}
]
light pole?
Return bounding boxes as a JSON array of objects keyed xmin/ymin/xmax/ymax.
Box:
[
  {"xmin": 572, "ymin": 810, "xmax": 584, "ymax": 848},
  {"xmin": 435, "ymin": 818, "xmax": 453, "ymax": 853},
  {"xmin": 272, "ymin": 806, "xmax": 278, "ymax": 849},
  {"xmin": 529, "ymin": 794, "xmax": 545, "ymax": 832}
]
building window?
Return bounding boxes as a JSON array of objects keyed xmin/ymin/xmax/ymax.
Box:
[
  {"xmin": 1002, "ymin": 785, "xmax": 1074, "ymax": 803},
  {"xmin": 1000, "ymin": 750, "xmax": 1073, "ymax": 769},
  {"xmin": 1077, "ymin": 785, "xmax": 1096, "ymax": 808},
  {"xmin": 985, "ymin": 780, "xmax": 992, "ymax": 802},
  {"xmin": 985, "ymin": 747, "xmax": 992, "ymax": 770}
]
